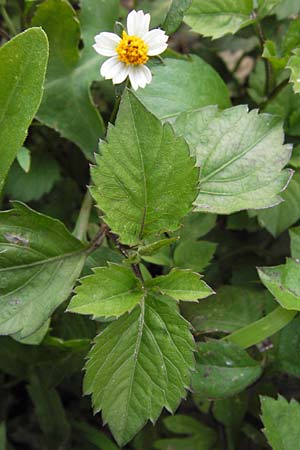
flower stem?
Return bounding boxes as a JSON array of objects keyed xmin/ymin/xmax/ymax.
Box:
[{"xmin": 73, "ymin": 189, "xmax": 93, "ymax": 241}]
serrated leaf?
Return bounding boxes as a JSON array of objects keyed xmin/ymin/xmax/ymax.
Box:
[
  {"xmin": 258, "ymin": 258, "xmax": 300, "ymax": 310},
  {"xmin": 192, "ymin": 340, "xmax": 262, "ymax": 399},
  {"xmin": 0, "ymin": 203, "xmax": 86, "ymax": 337},
  {"xmin": 174, "ymin": 105, "xmax": 292, "ymax": 214},
  {"xmin": 0, "ymin": 27, "xmax": 48, "ymax": 192},
  {"xmin": 181, "ymin": 285, "xmax": 271, "ymax": 334},
  {"xmin": 173, "ymin": 240, "xmax": 217, "ymax": 272},
  {"xmin": 84, "ymin": 294, "xmax": 195, "ymax": 446},
  {"xmin": 251, "ymin": 173, "xmax": 300, "ymax": 237},
  {"xmin": 31, "ymin": 0, "xmax": 119, "ymax": 159},
  {"xmin": 287, "ymin": 48, "xmax": 300, "ymax": 94},
  {"xmin": 184, "ymin": 0, "xmax": 254, "ymax": 39},
  {"xmin": 147, "ymin": 268, "xmax": 214, "ymax": 301},
  {"xmin": 91, "ymin": 90, "xmax": 198, "ymax": 246},
  {"xmin": 136, "ymin": 55, "xmax": 230, "ymax": 121},
  {"xmin": 261, "ymin": 395, "xmax": 300, "ymax": 450},
  {"xmin": 154, "ymin": 415, "xmax": 217, "ymax": 450},
  {"xmin": 163, "ymin": 0, "xmax": 192, "ymax": 34},
  {"xmin": 68, "ymin": 263, "xmax": 144, "ymax": 318}
]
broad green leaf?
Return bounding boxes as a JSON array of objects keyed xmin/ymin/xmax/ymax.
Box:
[
  {"xmin": 68, "ymin": 264, "xmax": 144, "ymax": 318},
  {"xmin": 181, "ymin": 285, "xmax": 271, "ymax": 334},
  {"xmin": 290, "ymin": 226, "xmax": 300, "ymax": 258},
  {"xmin": 0, "ymin": 202, "xmax": 86, "ymax": 337},
  {"xmin": 32, "ymin": 0, "xmax": 119, "ymax": 159},
  {"xmin": 174, "ymin": 105, "xmax": 292, "ymax": 214},
  {"xmin": 261, "ymin": 395, "xmax": 300, "ymax": 450},
  {"xmin": 154, "ymin": 415, "xmax": 217, "ymax": 450},
  {"xmin": 192, "ymin": 340, "xmax": 262, "ymax": 398},
  {"xmin": 147, "ymin": 268, "xmax": 214, "ymax": 301},
  {"xmin": 184, "ymin": 0, "xmax": 254, "ymax": 39},
  {"xmin": 173, "ymin": 240, "xmax": 217, "ymax": 272},
  {"xmin": 91, "ymin": 90, "xmax": 198, "ymax": 246},
  {"xmin": 179, "ymin": 212, "xmax": 217, "ymax": 240},
  {"xmin": 16, "ymin": 147, "xmax": 31, "ymax": 173},
  {"xmin": 84, "ymin": 294, "xmax": 195, "ymax": 446},
  {"xmin": 12, "ymin": 319, "xmax": 50, "ymax": 345},
  {"xmin": 258, "ymin": 258, "xmax": 300, "ymax": 310},
  {"xmin": 5, "ymin": 151, "xmax": 61, "ymax": 202},
  {"xmin": 251, "ymin": 173, "xmax": 300, "ymax": 237},
  {"xmin": 136, "ymin": 56, "xmax": 230, "ymax": 121},
  {"xmin": 163, "ymin": 0, "xmax": 192, "ymax": 34},
  {"xmin": 0, "ymin": 28, "xmax": 48, "ymax": 192},
  {"xmin": 287, "ymin": 48, "xmax": 300, "ymax": 94},
  {"xmin": 27, "ymin": 374, "xmax": 70, "ymax": 448}
]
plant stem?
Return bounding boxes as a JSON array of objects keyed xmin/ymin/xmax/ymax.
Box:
[
  {"xmin": 253, "ymin": 19, "xmax": 272, "ymax": 96},
  {"xmin": 223, "ymin": 307, "xmax": 297, "ymax": 349},
  {"xmin": 73, "ymin": 189, "xmax": 93, "ymax": 241},
  {"xmin": 259, "ymin": 78, "xmax": 289, "ymax": 109},
  {"xmin": 0, "ymin": 6, "xmax": 17, "ymax": 36},
  {"xmin": 86, "ymin": 223, "xmax": 109, "ymax": 254}
]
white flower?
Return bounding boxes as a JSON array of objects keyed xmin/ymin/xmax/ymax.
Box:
[{"xmin": 93, "ymin": 10, "xmax": 168, "ymax": 91}]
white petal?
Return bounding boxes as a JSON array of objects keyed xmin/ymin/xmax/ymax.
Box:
[
  {"xmin": 129, "ymin": 65, "xmax": 151, "ymax": 90},
  {"xmin": 93, "ymin": 32, "xmax": 120, "ymax": 56},
  {"xmin": 100, "ymin": 56, "xmax": 124, "ymax": 80},
  {"xmin": 127, "ymin": 9, "xmax": 150, "ymax": 37},
  {"xmin": 112, "ymin": 64, "xmax": 129, "ymax": 84},
  {"xmin": 147, "ymin": 43, "xmax": 168, "ymax": 56}
]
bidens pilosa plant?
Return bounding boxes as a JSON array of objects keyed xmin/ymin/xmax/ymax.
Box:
[{"xmin": 1, "ymin": 1, "xmax": 300, "ymax": 449}]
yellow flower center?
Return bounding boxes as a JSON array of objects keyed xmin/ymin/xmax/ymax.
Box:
[{"xmin": 116, "ymin": 31, "xmax": 149, "ymax": 65}]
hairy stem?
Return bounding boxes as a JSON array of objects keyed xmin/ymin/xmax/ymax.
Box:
[{"xmin": 73, "ymin": 189, "xmax": 93, "ymax": 241}]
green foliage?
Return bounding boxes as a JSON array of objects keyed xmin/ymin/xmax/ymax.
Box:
[
  {"xmin": 163, "ymin": 0, "xmax": 192, "ymax": 34},
  {"xmin": 192, "ymin": 340, "xmax": 262, "ymax": 398},
  {"xmin": 0, "ymin": 203, "xmax": 87, "ymax": 337},
  {"xmin": 0, "ymin": 28, "xmax": 48, "ymax": 192},
  {"xmin": 91, "ymin": 90, "xmax": 198, "ymax": 245},
  {"xmin": 261, "ymin": 395, "xmax": 300, "ymax": 450},
  {"xmin": 84, "ymin": 295, "xmax": 195, "ymax": 446}
]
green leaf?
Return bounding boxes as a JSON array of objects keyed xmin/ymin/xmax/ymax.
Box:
[
  {"xmin": 274, "ymin": 316, "xmax": 300, "ymax": 378},
  {"xmin": 0, "ymin": 202, "xmax": 86, "ymax": 337},
  {"xmin": 31, "ymin": 0, "xmax": 120, "ymax": 159},
  {"xmin": 173, "ymin": 240, "xmax": 217, "ymax": 272},
  {"xmin": 192, "ymin": 340, "xmax": 262, "ymax": 399},
  {"xmin": 84, "ymin": 294, "xmax": 195, "ymax": 446},
  {"xmin": 27, "ymin": 374, "xmax": 70, "ymax": 449},
  {"xmin": 287, "ymin": 48, "xmax": 300, "ymax": 94},
  {"xmin": 0, "ymin": 27, "xmax": 48, "ymax": 192},
  {"xmin": 147, "ymin": 268, "xmax": 214, "ymax": 301},
  {"xmin": 12, "ymin": 319, "xmax": 50, "ymax": 346},
  {"xmin": 290, "ymin": 226, "xmax": 300, "ymax": 258},
  {"xmin": 163, "ymin": 0, "xmax": 192, "ymax": 34},
  {"xmin": 154, "ymin": 415, "xmax": 217, "ymax": 450},
  {"xmin": 260, "ymin": 395, "xmax": 300, "ymax": 450},
  {"xmin": 257, "ymin": 0, "xmax": 283, "ymax": 18},
  {"xmin": 179, "ymin": 212, "xmax": 217, "ymax": 240},
  {"xmin": 275, "ymin": 0, "xmax": 300, "ymax": 19},
  {"xmin": 68, "ymin": 263, "xmax": 144, "ymax": 318},
  {"xmin": 5, "ymin": 151, "xmax": 61, "ymax": 202},
  {"xmin": 136, "ymin": 55, "xmax": 230, "ymax": 121},
  {"xmin": 72, "ymin": 421, "xmax": 119, "ymax": 450},
  {"xmin": 174, "ymin": 105, "xmax": 292, "ymax": 214},
  {"xmin": 181, "ymin": 285, "xmax": 271, "ymax": 334},
  {"xmin": 16, "ymin": 147, "xmax": 31, "ymax": 173},
  {"xmin": 251, "ymin": 173, "xmax": 300, "ymax": 237},
  {"xmin": 184, "ymin": 0, "xmax": 254, "ymax": 39},
  {"xmin": 258, "ymin": 258, "xmax": 300, "ymax": 310},
  {"xmin": 91, "ymin": 90, "xmax": 198, "ymax": 246},
  {"xmin": 0, "ymin": 423, "xmax": 6, "ymax": 450}
]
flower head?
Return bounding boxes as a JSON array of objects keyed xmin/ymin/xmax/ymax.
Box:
[{"xmin": 93, "ymin": 10, "xmax": 168, "ymax": 90}]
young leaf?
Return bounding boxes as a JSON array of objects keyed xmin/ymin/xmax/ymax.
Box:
[
  {"xmin": 136, "ymin": 55, "xmax": 230, "ymax": 121},
  {"xmin": 0, "ymin": 27, "xmax": 48, "ymax": 192},
  {"xmin": 258, "ymin": 258, "xmax": 300, "ymax": 310},
  {"xmin": 173, "ymin": 239, "xmax": 217, "ymax": 272},
  {"xmin": 147, "ymin": 268, "xmax": 214, "ymax": 301},
  {"xmin": 192, "ymin": 340, "xmax": 262, "ymax": 399},
  {"xmin": 91, "ymin": 90, "xmax": 198, "ymax": 246},
  {"xmin": 163, "ymin": 0, "xmax": 193, "ymax": 35},
  {"xmin": 68, "ymin": 264, "xmax": 144, "ymax": 318},
  {"xmin": 261, "ymin": 395, "xmax": 300, "ymax": 450},
  {"xmin": 0, "ymin": 203, "xmax": 87, "ymax": 337},
  {"xmin": 184, "ymin": 0, "xmax": 254, "ymax": 39},
  {"xmin": 154, "ymin": 415, "xmax": 217, "ymax": 450},
  {"xmin": 287, "ymin": 48, "xmax": 300, "ymax": 94},
  {"xmin": 31, "ymin": 0, "xmax": 120, "ymax": 159},
  {"xmin": 174, "ymin": 105, "xmax": 292, "ymax": 214},
  {"xmin": 84, "ymin": 295, "xmax": 195, "ymax": 446}
]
